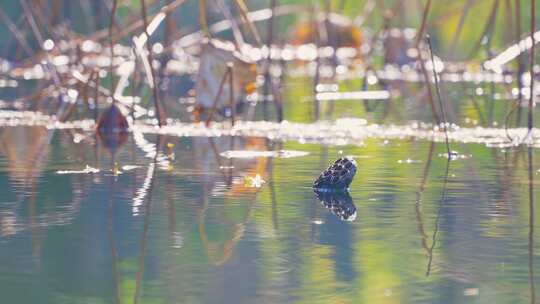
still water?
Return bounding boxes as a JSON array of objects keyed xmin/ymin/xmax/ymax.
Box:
[{"xmin": 0, "ymin": 125, "xmax": 539, "ymax": 303}]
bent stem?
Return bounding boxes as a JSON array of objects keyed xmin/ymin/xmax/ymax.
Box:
[{"xmin": 426, "ymin": 36, "xmax": 451, "ymax": 157}]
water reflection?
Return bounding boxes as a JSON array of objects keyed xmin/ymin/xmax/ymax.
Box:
[
  {"xmin": 1, "ymin": 128, "xmax": 540, "ymax": 302},
  {"xmin": 528, "ymin": 147, "xmax": 536, "ymax": 304},
  {"xmin": 426, "ymin": 157, "xmax": 450, "ymax": 277},
  {"xmin": 313, "ymin": 190, "xmax": 357, "ymax": 222}
]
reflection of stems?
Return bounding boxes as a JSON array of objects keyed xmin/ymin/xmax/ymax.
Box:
[
  {"xmin": 528, "ymin": 147, "xmax": 536, "ymax": 304},
  {"xmin": 207, "ymin": 137, "xmax": 229, "ymax": 184},
  {"xmin": 265, "ymin": 140, "xmax": 279, "ymax": 231},
  {"xmin": 426, "ymin": 157, "xmax": 451, "ymax": 276},
  {"xmin": 415, "ymin": 142, "xmax": 435, "ymax": 254},
  {"xmin": 134, "ymin": 137, "xmax": 161, "ymax": 304},
  {"xmin": 29, "ymin": 182, "xmax": 41, "ymax": 270},
  {"xmin": 165, "ymin": 151, "xmax": 177, "ymax": 304},
  {"xmin": 108, "ymin": 155, "xmax": 120, "ymax": 304}
]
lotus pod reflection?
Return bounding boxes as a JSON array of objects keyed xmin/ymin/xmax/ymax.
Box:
[
  {"xmin": 314, "ymin": 190, "xmax": 357, "ymax": 221},
  {"xmin": 313, "ymin": 157, "xmax": 357, "ymax": 190}
]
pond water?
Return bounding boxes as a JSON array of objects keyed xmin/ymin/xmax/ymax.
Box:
[{"xmin": 0, "ymin": 124, "xmax": 539, "ymax": 303}]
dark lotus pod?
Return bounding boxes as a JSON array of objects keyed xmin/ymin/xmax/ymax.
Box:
[
  {"xmin": 97, "ymin": 104, "xmax": 129, "ymax": 133},
  {"xmin": 97, "ymin": 104, "xmax": 129, "ymax": 154},
  {"xmin": 314, "ymin": 190, "xmax": 357, "ymax": 221},
  {"xmin": 313, "ymin": 157, "xmax": 357, "ymax": 190}
]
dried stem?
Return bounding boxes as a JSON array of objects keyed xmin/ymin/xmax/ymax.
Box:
[
  {"xmin": 228, "ymin": 64, "xmax": 236, "ymax": 126},
  {"xmin": 200, "ymin": 0, "xmax": 210, "ymax": 39},
  {"xmin": 263, "ymin": 0, "xmax": 280, "ymax": 121},
  {"xmin": 415, "ymin": 0, "xmax": 432, "ymax": 48},
  {"xmin": 109, "ymin": 0, "xmax": 118, "ymax": 103},
  {"xmin": 515, "ymin": 0, "xmax": 524, "ymax": 126},
  {"xmin": 94, "ymin": 72, "xmax": 100, "ymax": 123},
  {"xmin": 233, "ymin": 0, "xmax": 262, "ymax": 46},
  {"xmin": 426, "ymin": 36, "xmax": 451, "ymax": 157},
  {"xmin": 0, "ymin": 7, "xmax": 33, "ymax": 57},
  {"xmin": 419, "ymin": 52, "xmax": 441, "ymax": 124},
  {"xmin": 205, "ymin": 69, "xmax": 230, "ymax": 126},
  {"xmin": 141, "ymin": 0, "xmax": 167, "ymax": 126},
  {"xmin": 528, "ymin": 0, "xmax": 536, "ymax": 131}
]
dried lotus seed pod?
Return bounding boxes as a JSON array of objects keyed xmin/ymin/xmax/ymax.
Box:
[{"xmin": 313, "ymin": 157, "xmax": 357, "ymax": 190}]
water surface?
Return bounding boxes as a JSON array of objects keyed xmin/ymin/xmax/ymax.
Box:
[{"xmin": 1, "ymin": 126, "xmax": 539, "ymax": 303}]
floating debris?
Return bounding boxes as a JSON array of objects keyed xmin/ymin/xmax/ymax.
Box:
[
  {"xmin": 397, "ymin": 159, "xmax": 422, "ymax": 164},
  {"xmin": 463, "ymin": 288, "xmax": 479, "ymax": 297},
  {"xmin": 438, "ymin": 151, "xmax": 472, "ymax": 160},
  {"xmin": 244, "ymin": 174, "xmax": 265, "ymax": 188},
  {"xmin": 220, "ymin": 149, "xmax": 309, "ymax": 159},
  {"xmin": 311, "ymin": 219, "xmax": 325, "ymax": 225},
  {"xmin": 56, "ymin": 165, "xmax": 100, "ymax": 175},
  {"xmin": 313, "ymin": 157, "xmax": 357, "ymax": 191}
]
